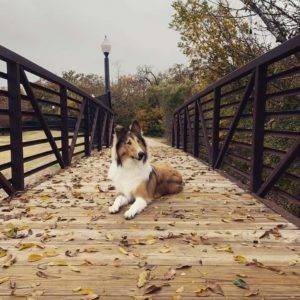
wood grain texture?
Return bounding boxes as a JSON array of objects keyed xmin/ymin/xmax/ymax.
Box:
[{"xmin": 0, "ymin": 139, "xmax": 299, "ymax": 299}]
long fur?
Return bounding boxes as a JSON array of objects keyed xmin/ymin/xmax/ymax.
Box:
[{"xmin": 108, "ymin": 121, "xmax": 183, "ymax": 219}]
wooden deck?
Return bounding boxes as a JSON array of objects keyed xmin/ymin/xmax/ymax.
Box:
[{"xmin": 0, "ymin": 139, "xmax": 299, "ymax": 299}]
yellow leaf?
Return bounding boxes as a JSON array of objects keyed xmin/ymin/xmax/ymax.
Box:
[
  {"xmin": 0, "ymin": 277, "xmax": 10, "ymax": 284},
  {"xmin": 194, "ymin": 286, "xmax": 208, "ymax": 296},
  {"xmin": 160, "ymin": 245, "xmax": 171, "ymax": 253},
  {"xmin": 105, "ymin": 233, "xmax": 113, "ymax": 241},
  {"xmin": 28, "ymin": 254, "xmax": 43, "ymax": 262},
  {"xmin": 79, "ymin": 288, "xmax": 95, "ymax": 295},
  {"xmin": 137, "ymin": 270, "xmax": 150, "ymax": 288},
  {"xmin": 234, "ymin": 255, "xmax": 248, "ymax": 264},
  {"xmin": 216, "ymin": 244, "xmax": 233, "ymax": 253},
  {"xmin": 146, "ymin": 236, "xmax": 157, "ymax": 245},
  {"xmin": 118, "ymin": 247, "xmax": 129, "ymax": 255},
  {"xmin": 0, "ymin": 247, "xmax": 7, "ymax": 258},
  {"xmin": 50, "ymin": 260, "xmax": 68, "ymax": 266},
  {"xmin": 73, "ymin": 287, "xmax": 82, "ymax": 292},
  {"xmin": 18, "ymin": 243, "xmax": 36, "ymax": 250},
  {"xmin": 176, "ymin": 286, "xmax": 184, "ymax": 293},
  {"xmin": 43, "ymin": 249, "xmax": 59, "ymax": 257},
  {"xmin": 84, "ymin": 247, "xmax": 99, "ymax": 253},
  {"xmin": 69, "ymin": 266, "xmax": 81, "ymax": 273}
]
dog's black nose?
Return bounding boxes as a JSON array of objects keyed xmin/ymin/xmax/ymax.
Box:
[{"xmin": 137, "ymin": 152, "xmax": 145, "ymax": 160}]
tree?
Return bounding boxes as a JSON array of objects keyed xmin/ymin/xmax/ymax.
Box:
[
  {"xmin": 170, "ymin": 0, "xmax": 267, "ymax": 84},
  {"xmin": 241, "ymin": 0, "xmax": 300, "ymax": 43}
]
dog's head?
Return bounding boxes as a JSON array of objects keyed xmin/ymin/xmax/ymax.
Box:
[{"xmin": 113, "ymin": 121, "xmax": 147, "ymax": 166}]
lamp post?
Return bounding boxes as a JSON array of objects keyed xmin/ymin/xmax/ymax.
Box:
[{"xmin": 101, "ymin": 36, "xmax": 111, "ymax": 108}]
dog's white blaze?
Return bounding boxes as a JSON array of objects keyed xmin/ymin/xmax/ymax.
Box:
[{"xmin": 108, "ymin": 158, "xmax": 152, "ymax": 199}]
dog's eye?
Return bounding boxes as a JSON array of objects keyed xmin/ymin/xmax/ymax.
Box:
[{"xmin": 127, "ymin": 140, "xmax": 132, "ymax": 145}]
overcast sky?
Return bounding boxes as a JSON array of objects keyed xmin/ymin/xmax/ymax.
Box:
[{"xmin": 0, "ymin": 0, "xmax": 187, "ymax": 80}]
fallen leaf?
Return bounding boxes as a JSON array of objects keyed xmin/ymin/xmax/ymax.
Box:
[
  {"xmin": 105, "ymin": 233, "xmax": 113, "ymax": 241},
  {"xmin": 49, "ymin": 259, "xmax": 68, "ymax": 266},
  {"xmin": 43, "ymin": 249, "xmax": 59, "ymax": 257},
  {"xmin": 78, "ymin": 288, "xmax": 95, "ymax": 295},
  {"xmin": 176, "ymin": 286, "xmax": 184, "ymax": 293},
  {"xmin": 69, "ymin": 265, "xmax": 81, "ymax": 272},
  {"xmin": 144, "ymin": 284, "xmax": 162, "ymax": 294},
  {"xmin": 137, "ymin": 270, "xmax": 150, "ymax": 288},
  {"xmin": 17, "ymin": 243, "xmax": 36, "ymax": 251},
  {"xmin": 0, "ymin": 247, "xmax": 7, "ymax": 258},
  {"xmin": 118, "ymin": 247, "xmax": 129, "ymax": 255},
  {"xmin": 233, "ymin": 278, "xmax": 249, "ymax": 289},
  {"xmin": 206, "ymin": 280, "xmax": 224, "ymax": 296},
  {"xmin": 160, "ymin": 245, "xmax": 171, "ymax": 253},
  {"xmin": 175, "ymin": 264, "xmax": 192, "ymax": 269},
  {"xmin": 0, "ymin": 277, "xmax": 10, "ymax": 284},
  {"xmin": 246, "ymin": 259, "xmax": 284, "ymax": 274},
  {"xmin": 234, "ymin": 255, "xmax": 248, "ymax": 264},
  {"xmin": 84, "ymin": 247, "xmax": 99, "ymax": 253},
  {"xmin": 28, "ymin": 254, "xmax": 43, "ymax": 262},
  {"xmin": 194, "ymin": 286, "xmax": 209, "ymax": 296},
  {"xmin": 2, "ymin": 254, "xmax": 17, "ymax": 268},
  {"xmin": 164, "ymin": 268, "xmax": 176, "ymax": 280},
  {"xmin": 215, "ymin": 244, "xmax": 233, "ymax": 253},
  {"xmin": 244, "ymin": 290, "xmax": 259, "ymax": 297}
]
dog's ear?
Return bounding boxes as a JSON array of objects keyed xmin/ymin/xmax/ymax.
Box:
[
  {"xmin": 114, "ymin": 125, "xmax": 127, "ymax": 140},
  {"xmin": 130, "ymin": 120, "xmax": 142, "ymax": 136}
]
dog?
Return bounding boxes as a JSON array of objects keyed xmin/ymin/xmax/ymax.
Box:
[{"xmin": 108, "ymin": 120, "xmax": 183, "ymax": 219}]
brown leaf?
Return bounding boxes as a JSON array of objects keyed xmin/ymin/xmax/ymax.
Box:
[
  {"xmin": 206, "ymin": 280, "xmax": 224, "ymax": 296},
  {"xmin": 144, "ymin": 284, "xmax": 162, "ymax": 295},
  {"xmin": 163, "ymin": 268, "xmax": 176, "ymax": 280},
  {"xmin": 175, "ymin": 264, "xmax": 192, "ymax": 269},
  {"xmin": 244, "ymin": 290, "xmax": 259, "ymax": 297}
]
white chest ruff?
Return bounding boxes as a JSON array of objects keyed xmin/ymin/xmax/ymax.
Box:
[{"xmin": 108, "ymin": 160, "xmax": 152, "ymax": 198}]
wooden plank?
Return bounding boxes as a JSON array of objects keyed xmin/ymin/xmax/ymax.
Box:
[
  {"xmin": 7, "ymin": 61, "xmax": 24, "ymax": 190},
  {"xmin": 20, "ymin": 67, "xmax": 65, "ymax": 169}
]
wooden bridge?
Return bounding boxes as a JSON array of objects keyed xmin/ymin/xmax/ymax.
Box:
[{"xmin": 0, "ymin": 36, "xmax": 299, "ymax": 298}]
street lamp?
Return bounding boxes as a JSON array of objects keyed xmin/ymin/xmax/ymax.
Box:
[{"xmin": 101, "ymin": 36, "xmax": 111, "ymax": 108}]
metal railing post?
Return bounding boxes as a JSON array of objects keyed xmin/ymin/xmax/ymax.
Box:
[
  {"xmin": 212, "ymin": 87, "xmax": 221, "ymax": 168},
  {"xmin": 7, "ymin": 61, "xmax": 24, "ymax": 191},
  {"xmin": 60, "ymin": 85, "xmax": 70, "ymax": 166},
  {"xmin": 251, "ymin": 64, "xmax": 267, "ymax": 192}
]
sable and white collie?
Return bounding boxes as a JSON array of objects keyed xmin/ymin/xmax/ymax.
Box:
[{"xmin": 108, "ymin": 121, "xmax": 183, "ymax": 219}]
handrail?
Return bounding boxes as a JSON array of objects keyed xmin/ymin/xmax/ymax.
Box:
[
  {"xmin": 0, "ymin": 45, "xmax": 114, "ymax": 197},
  {"xmin": 172, "ymin": 35, "xmax": 300, "ymax": 226},
  {"xmin": 175, "ymin": 34, "xmax": 300, "ymax": 113},
  {"xmin": 0, "ymin": 44, "xmax": 113, "ymax": 114}
]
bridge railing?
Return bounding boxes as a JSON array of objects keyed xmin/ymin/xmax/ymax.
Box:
[
  {"xmin": 172, "ymin": 35, "xmax": 300, "ymax": 222},
  {"xmin": 0, "ymin": 45, "xmax": 114, "ymax": 196}
]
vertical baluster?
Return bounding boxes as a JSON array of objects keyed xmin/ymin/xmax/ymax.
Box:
[
  {"xmin": 176, "ymin": 114, "xmax": 180, "ymax": 149},
  {"xmin": 251, "ymin": 65, "xmax": 267, "ymax": 192},
  {"xmin": 84, "ymin": 98, "xmax": 91, "ymax": 156},
  {"xmin": 212, "ymin": 87, "xmax": 221, "ymax": 168},
  {"xmin": 183, "ymin": 109, "xmax": 188, "ymax": 152},
  {"xmin": 193, "ymin": 100, "xmax": 200, "ymax": 157},
  {"xmin": 7, "ymin": 62, "xmax": 24, "ymax": 190},
  {"xmin": 60, "ymin": 85, "xmax": 70, "ymax": 166}
]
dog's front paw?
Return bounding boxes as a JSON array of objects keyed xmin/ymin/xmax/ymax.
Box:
[
  {"xmin": 124, "ymin": 209, "xmax": 136, "ymax": 219},
  {"xmin": 109, "ymin": 205, "xmax": 120, "ymax": 214}
]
